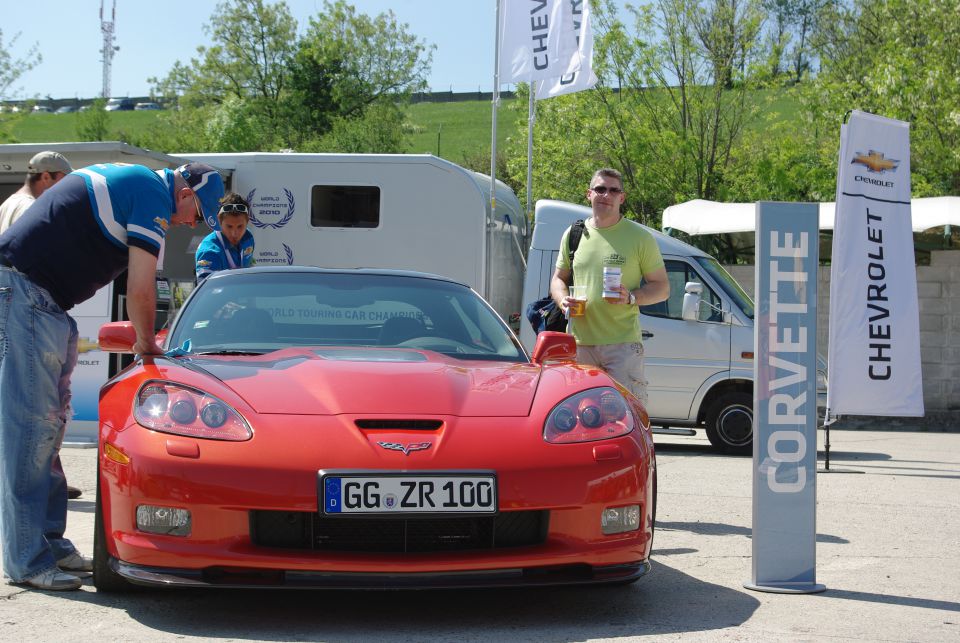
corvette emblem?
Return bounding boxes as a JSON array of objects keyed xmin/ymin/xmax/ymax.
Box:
[{"xmin": 377, "ymin": 441, "xmax": 432, "ymax": 455}]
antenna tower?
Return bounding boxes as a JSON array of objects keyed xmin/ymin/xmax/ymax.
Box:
[{"xmin": 99, "ymin": 0, "xmax": 119, "ymax": 99}]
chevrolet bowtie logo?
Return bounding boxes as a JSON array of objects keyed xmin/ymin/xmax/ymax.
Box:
[
  {"xmin": 852, "ymin": 150, "xmax": 899, "ymax": 173},
  {"xmin": 377, "ymin": 441, "xmax": 432, "ymax": 455}
]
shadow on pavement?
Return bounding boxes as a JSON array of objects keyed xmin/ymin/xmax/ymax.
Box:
[
  {"xmin": 820, "ymin": 587, "xmax": 960, "ymax": 612},
  {"xmin": 657, "ymin": 521, "xmax": 849, "ymax": 544},
  {"xmin": 55, "ymin": 561, "xmax": 761, "ymax": 640}
]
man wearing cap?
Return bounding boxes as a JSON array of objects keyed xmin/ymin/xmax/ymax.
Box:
[
  {"xmin": 195, "ymin": 192, "xmax": 256, "ymax": 282},
  {"xmin": 0, "ymin": 162, "xmax": 224, "ymax": 591},
  {"xmin": 0, "ymin": 151, "xmax": 73, "ymax": 234}
]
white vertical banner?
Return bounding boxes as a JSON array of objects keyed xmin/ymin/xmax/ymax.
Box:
[
  {"xmin": 827, "ymin": 111, "xmax": 924, "ymax": 417},
  {"xmin": 535, "ymin": 0, "xmax": 597, "ymax": 99},
  {"xmin": 498, "ymin": 0, "xmax": 582, "ymax": 84}
]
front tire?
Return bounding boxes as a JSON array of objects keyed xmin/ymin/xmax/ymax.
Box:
[
  {"xmin": 705, "ymin": 392, "xmax": 753, "ymax": 455},
  {"xmin": 93, "ymin": 472, "xmax": 132, "ymax": 593}
]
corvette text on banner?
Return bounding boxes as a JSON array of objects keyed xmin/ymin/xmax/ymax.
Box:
[
  {"xmin": 745, "ymin": 202, "xmax": 824, "ymax": 595},
  {"xmin": 498, "ymin": 0, "xmax": 581, "ymax": 83},
  {"xmin": 826, "ymin": 111, "xmax": 924, "ymax": 417},
  {"xmin": 535, "ymin": 0, "xmax": 597, "ymax": 99}
]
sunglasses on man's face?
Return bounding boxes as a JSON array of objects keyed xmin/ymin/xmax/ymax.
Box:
[
  {"xmin": 590, "ymin": 185, "xmax": 623, "ymax": 195},
  {"xmin": 219, "ymin": 203, "xmax": 248, "ymax": 214}
]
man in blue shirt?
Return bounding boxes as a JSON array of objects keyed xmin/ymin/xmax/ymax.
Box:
[
  {"xmin": 195, "ymin": 192, "xmax": 255, "ymax": 282},
  {"xmin": 0, "ymin": 162, "xmax": 224, "ymax": 590}
]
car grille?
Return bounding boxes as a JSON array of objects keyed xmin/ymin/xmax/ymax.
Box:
[{"xmin": 250, "ymin": 510, "xmax": 548, "ymax": 553}]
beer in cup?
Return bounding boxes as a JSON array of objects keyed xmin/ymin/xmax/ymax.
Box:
[{"xmin": 568, "ymin": 285, "xmax": 587, "ymax": 317}]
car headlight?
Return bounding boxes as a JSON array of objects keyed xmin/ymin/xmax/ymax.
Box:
[
  {"xmin": 135, "ymin": 380, "xmax": 252, "ymax": 441},
  {"xmin": 544, "ymin": 387, "xmax": 635, "ymax": 444}
]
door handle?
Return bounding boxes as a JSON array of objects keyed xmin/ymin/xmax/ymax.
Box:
[{"xmin": 641, "ymin": 331, "xmax": 654, "ymax": 339}]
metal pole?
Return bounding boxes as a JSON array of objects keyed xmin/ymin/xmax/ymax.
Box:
[
  {"xmin": 489, "ymin": 0, "xmax": 502, "ymax": 302},
  {"xmin": 526, "ymin": 87, "xmax": 535, "ymax": 225}
]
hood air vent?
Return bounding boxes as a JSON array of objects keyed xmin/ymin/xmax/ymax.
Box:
[{"xmin": 355, "ymin": 419, "xmax": 443, "ymax": 430}]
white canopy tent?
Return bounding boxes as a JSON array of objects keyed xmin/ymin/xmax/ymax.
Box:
[{"xmin": 662, "ymin": 196, "xmax": 960, "ymax": 235}]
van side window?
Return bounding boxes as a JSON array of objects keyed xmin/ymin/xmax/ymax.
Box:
[
  {"xmin": 310, "ymin": 185, "xmax": 380, "ymax": 228},
  {"xmin": 640, "ymin": 260, "xmax": 722, "ymax": 322}
]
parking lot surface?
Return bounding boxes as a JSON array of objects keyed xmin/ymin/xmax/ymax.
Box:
[{"xmin": 1, "ymin": 427, "xmax": 957, "ymax": 642}]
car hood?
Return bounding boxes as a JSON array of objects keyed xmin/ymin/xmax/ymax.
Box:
[{"xmin": 179, "ymin": 348, "xmax": 541, "ymax": 417}]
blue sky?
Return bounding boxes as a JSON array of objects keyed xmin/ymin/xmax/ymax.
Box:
[{"xmin": 3, "ymin": 0, "xmax": 624, "ymax": 101}]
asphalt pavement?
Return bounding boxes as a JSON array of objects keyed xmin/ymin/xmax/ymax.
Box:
[{"xmin": 1, "ymin": 427, "xmax": 957, "ymax": 642}]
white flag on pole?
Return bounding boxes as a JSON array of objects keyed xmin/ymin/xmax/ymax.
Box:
[
  {"xmin": 498, "ymin": 0, "xmax": 581, "ymax": 84},
  {"xmin": 827, "ymin": 110, "xmax": 924, "ymax": 417},
  {"xmin": 535, "ymin": 0, "xmax": 597, "ymax": 99}
]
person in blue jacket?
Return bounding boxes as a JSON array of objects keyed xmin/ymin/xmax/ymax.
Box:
[
  {"xmin": 195, "ymin": 192, "xmax": 255, "ymax": 282},
  {"xmin": 0, "ymin": 162, "xmax": 224, "ymax": 591}
]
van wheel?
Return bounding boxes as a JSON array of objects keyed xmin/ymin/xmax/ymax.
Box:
[
  {"xmin": 93, "ymin": 478, "xmax": 132, "ymax": 592},
  {"xmin": 705, "ymin": 392, "xmax": 753, "ymax": 455}
]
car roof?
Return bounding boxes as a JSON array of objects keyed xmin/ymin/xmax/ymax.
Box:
[{"xmin": 203, "ymin": 265, "xmax": 467, "ymax": 288}]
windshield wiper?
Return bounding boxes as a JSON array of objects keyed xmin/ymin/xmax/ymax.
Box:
[{"xmin": 192, "ymin": 349, "xmax": 271, "ymax": 356}]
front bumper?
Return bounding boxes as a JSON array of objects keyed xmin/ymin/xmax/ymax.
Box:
[{"xmin": 113, "ymin": 558, "xmax": 651, "ymax": 589}]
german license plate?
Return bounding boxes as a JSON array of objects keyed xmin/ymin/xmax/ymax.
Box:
[{"xmin": 322, "ymin": 474, "xmax": 497, "ymax": 515}]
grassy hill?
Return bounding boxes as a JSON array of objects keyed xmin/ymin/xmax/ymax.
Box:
[{"xmin": 5, "ymin": 99, "xmax": 521, "ymax": 166}]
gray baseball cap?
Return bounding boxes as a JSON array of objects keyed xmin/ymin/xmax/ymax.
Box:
[{"xmin": 27, "ymin": 151, "xmax": 73, "ymax": 175}]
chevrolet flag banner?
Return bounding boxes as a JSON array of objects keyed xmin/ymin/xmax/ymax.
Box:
[
  {"xmin": 498, "ymin": 0, "xmax": 581, "ymax": 84},
  {"xmin": 535, "ymin": 0, "xmax": 597, "ymax": 99},
  {"xmin": 827, "ymin": 110, "xmax": 924, "ymax": 417}
]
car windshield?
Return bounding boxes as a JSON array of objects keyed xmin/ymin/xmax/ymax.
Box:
[
  {"xmin": 694, "ymin": 257, "xmax": 755, "ymax": 320},
  {"xmin": 169, "ymin": 271, "xmax": 526, "ymax": 362}
]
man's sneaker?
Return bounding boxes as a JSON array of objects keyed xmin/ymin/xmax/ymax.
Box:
[
  {"xmin": 18, "ymin": 568, "xmax": 82, "ymax": 591},
  {"xmin": 57, "ymin": 551, "xmax": 94, "ymax": 573}
]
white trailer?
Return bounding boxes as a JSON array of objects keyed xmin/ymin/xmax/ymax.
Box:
[{"xmin": 179, "ymin": 153, "xmax": 527, "ymax": 324}]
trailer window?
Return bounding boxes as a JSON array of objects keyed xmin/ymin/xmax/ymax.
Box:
[{"xmin": 310, "ymin": 185, "xmax": 380, "ymax": 228}]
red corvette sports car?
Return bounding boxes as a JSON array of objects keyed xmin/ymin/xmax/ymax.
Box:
[{"xmin": 95, "ymin": 267, "xmax": 656, "ymax": 590}]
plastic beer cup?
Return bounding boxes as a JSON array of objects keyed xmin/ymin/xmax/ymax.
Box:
[{"xmin": 568, "ymin": 285, "xmax": 587, "ymax": 317}]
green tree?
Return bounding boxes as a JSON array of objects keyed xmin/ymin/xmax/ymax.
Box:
[
  {"xmin": 304, "ymin": 102, "xmax": 409, "ymax": 153},
  {"xmin": 76, "ymin": 99, "xmax": 111, "ymax": 142},
  {"xmin": 761, "ymin": 0, "xmax": 824, "ymax": 83},
  {"xmin": 0, "ymin": 30, "xmax": 40, "ymax": 142},
  {"xmin": 151, "ymin": 0, "xmax": 297, "ymax": 113},
  {"xmin": 0, "ymin": 29, "xmax": 39, "ymax": 99},
  {"xmin": 288, "ymin": 0, "xmax": 434, "ymax": 144},
  {"xmin": 811, "ymin": 0, "xmax": 960, "ymax": 193},
  {"xmin": 508, "ymin": 0, "xmax": 767, "ymax": 226}
]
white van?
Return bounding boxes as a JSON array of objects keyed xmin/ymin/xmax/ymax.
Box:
[{"xmin": 521, "ymin": 199, "xmax": 827, "ymax": 453}]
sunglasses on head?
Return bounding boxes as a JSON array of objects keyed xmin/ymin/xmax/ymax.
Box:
[
  {"xmin": 219, "ymin": 203, "xmax": 248, "ymax": 214},
  {"xmin": 590, "ymin": 185, "xmax": 623, "ymax": 195}
]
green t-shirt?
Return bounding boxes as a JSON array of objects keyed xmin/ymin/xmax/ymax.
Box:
[{"xmin": 556, "ymin": 217, "xmax": 664, "ymax": 345}]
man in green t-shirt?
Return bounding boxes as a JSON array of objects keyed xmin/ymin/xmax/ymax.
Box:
[{"xmin": 550, "ymin": 168, "xmax": 669, "ymax": 406}]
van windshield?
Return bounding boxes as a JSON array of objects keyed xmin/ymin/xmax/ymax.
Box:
[{"xmin": 695, "ymin": 257, "xmax": 754, "ymax": 320}]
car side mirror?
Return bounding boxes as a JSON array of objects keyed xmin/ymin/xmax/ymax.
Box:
[
  {"xmin": 99, "ymin": 322, "xmax": 138, "ymax": 353},
  {"xmin": 681, "ymin": 282, "xmax": 703, "ymax": 321},
  {"xmin": 530, "ymin": 331, "xmax": 577, "ymax": 364},
  {"xmin": 99, "ymin": 322, "xmax": 167, "ymax": 353}
]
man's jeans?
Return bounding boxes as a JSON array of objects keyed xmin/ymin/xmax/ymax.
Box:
[
  {"xmin": 577, "ymin": 342, "xmax": 648, "ymax": 407},
  {"xmin": 0, "ymin": 267, "xmax": 79, "ymax": 582}
]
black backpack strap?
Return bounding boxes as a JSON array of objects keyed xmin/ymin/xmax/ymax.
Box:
[
  {"xmin": 566, "ymin": 219, "xmax": 586, "ymax": 284},
  {"xmin": 568, "ymin": 219, "xmax": 586, "ymax": 262}
]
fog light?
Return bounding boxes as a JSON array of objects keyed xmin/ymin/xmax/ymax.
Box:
[
  {"xmin": 136, "ymin": 505, "xmax": 191, "ymax": 536},
  {"xmin": 601, "ymin": 504, "xmax": 641, "ymax": 535}
]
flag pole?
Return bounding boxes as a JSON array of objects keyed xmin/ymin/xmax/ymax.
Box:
[
  {"xmin": 526, "ymin": 84, "xmax": 535, "ymax": 225},
  {"xmin": 489, "ymin": 0, "xmax": 502, "ymax": 302},
  {"xmin": 491, "ymin": 0, "xmax": 501, "ymax": 219}
]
